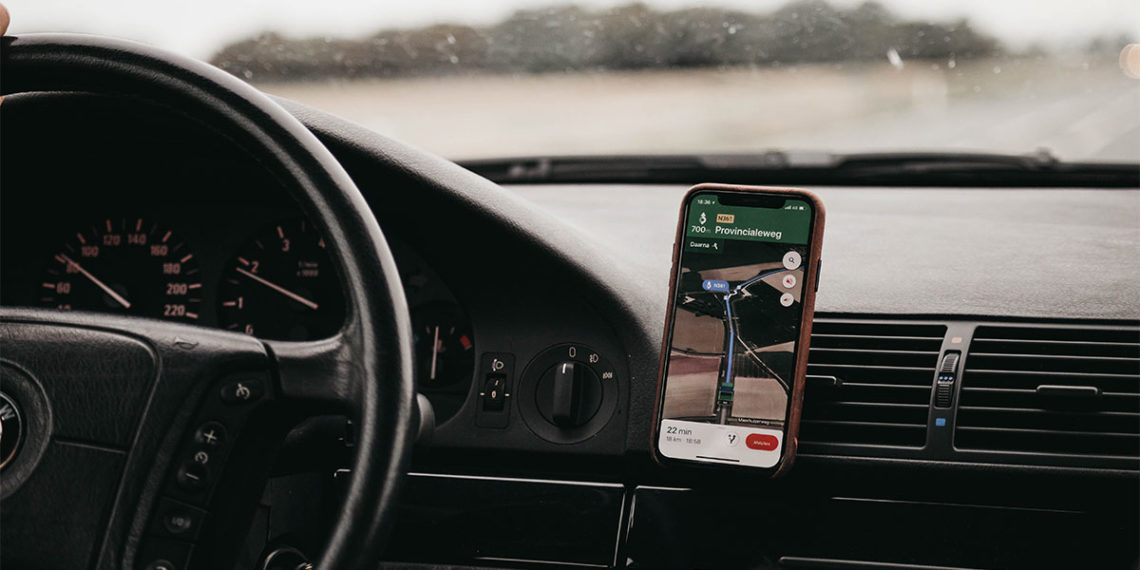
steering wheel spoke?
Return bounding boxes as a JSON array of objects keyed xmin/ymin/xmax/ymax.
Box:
[{"xmin": 267, "ymin": 333, "xmax": 359, "ymax": 407}]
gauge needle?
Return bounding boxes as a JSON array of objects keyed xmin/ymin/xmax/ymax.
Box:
[
  {"xmin": 429, "ymin": 325, "xmax": 440, "ymax": 381},
  {"xmin": 58, "ymin": 253, "xmax": 132, "ymax": 309},
  {"xmin": 235, "ymin": 267, "xmax": 319, "ymax": 310}
]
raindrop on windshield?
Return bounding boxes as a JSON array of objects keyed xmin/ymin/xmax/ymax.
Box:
[{"xmin": 887, "ymin": 48, "xmax": 904, "ymax": 70}]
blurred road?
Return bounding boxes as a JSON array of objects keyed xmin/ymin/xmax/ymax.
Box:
[{"xmin": 261, "ymin": 55, "xmax": 1139, "ymax": 161}]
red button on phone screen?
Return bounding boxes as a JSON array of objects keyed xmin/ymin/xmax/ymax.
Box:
[{"xmin": 745, "ymin": 433, "xmax": 779, "ymax": 450}]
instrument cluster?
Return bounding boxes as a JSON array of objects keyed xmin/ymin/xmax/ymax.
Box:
[
  {"xmin": 3, "ymin": 208, "xmax": 474, "ymax": 406},
  {"xmin": 0, "ymin": 94, "xmax": 477, "ymax": 423},
  {"xmin": 36, "ymin": 215, "xmax": 344, "ymax": 340}
]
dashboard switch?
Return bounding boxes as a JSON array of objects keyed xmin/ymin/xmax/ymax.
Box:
[
  {"xmin": 483, "ymin": 374, "xmax": 507, "ymax": 411},
  {"xmin": 520, "ymin": 344, "xmax": 619, "ymax": 443},
  {"xmin": 476, "ymin": 353, "xmax": 514, "ymax": 428},
  {"xmin": 938, "ymin": 351, "xmax": 961, "ymax": 382},
  {"xmin": 934, "ymin": 351, "xmax": 960, "ymax": 408}
]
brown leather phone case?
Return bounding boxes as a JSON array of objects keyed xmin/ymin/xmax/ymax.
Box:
[{"xmin": 651, "ymin": 183, "xmax": 826, "ymax": 478}]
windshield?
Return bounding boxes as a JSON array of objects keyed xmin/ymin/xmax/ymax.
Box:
[{"xmin": 10, "ymin": 0, "xmax": 1139, "ymax": 162}]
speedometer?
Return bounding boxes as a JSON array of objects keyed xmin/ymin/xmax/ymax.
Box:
[{"xmin": 39, "ymin": 217, "xmax": 202, "ymax": 321}]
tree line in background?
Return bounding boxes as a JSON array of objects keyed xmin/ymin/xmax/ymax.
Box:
[{"xmin": 212, "ymin": 0, "xmax": 1003, "ymax": 81}]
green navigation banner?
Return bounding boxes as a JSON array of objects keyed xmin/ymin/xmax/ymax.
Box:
[{"xmin": 685, "ymin": 193, "xmax": 811, "ymax": 245}]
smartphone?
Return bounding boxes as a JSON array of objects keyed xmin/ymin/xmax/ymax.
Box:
[{"xmin": 653, "ymin": 184, "xmax": 824, "ymax": 477}]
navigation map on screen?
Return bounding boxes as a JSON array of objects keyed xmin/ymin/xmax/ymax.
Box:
[{"xmin": 658, "ymin": 192, "xmax": 813, "ymax": 468}]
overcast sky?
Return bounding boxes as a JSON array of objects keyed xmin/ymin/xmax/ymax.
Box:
[{"xmin": 6, "ymin": 0, "xmax": 1138, "ymax": 59}]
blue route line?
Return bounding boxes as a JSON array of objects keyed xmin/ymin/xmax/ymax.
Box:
[
  {"xmin": 735, "ymin": 267, "xmax": 789, "ymax": 293},
  {"xmin": 723, "ymin": 295, "xmax": 736, "ymax": 387},
  {"xmin": 717, "ymin": 266, "xmax": 795, "ymax": 413}
]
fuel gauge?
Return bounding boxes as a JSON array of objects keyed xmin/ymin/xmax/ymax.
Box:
[{"xmin": 413, "ymin": 302, "xmax": 475, "ymax": 389}]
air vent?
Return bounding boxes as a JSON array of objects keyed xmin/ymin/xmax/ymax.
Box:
[
  {"xmin": 800, "ymin": 320, "xmax": 945, "ymax": 448},
  {"xmin": 956, "ymin": 325, "xmax": 1140, "ymax": 460}
]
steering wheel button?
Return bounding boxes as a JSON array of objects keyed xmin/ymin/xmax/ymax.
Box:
[
  {"xmin": 165, "ymin": 513, "xmax": 193, "ymax": 534},
  {"xmin": 194, "ymin": 421, "xmax": 226, "ymax": 448},
  {"xmin": 153, "ymin": 498, "xmax": 207, "ymax": 539},
  {"xmin": 177, "ymin": 463, "xmax": 209, "ymax": 491},
  {"xmin": 219, "ymin": 378, "xmax": 264, "ymax": 404}
]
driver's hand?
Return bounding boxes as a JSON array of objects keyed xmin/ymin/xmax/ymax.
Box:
[{"xmin": 1, "ymin": 3, "xmax": 10, "ymax": 35}]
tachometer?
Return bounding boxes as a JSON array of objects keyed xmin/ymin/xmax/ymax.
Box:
[
  {"xmin": 218, "ymin": 219, "xmax": 344, "ymax": 340},
  {"xmin": 39, "ymin": 218, "xmax": 202, "ymax": 321}
]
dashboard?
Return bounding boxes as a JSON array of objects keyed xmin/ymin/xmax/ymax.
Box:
[
  {"xmin": 1, "ymin": 94, "xmax": 638, "ymax": 443},
  {"xmin": 2, "ymin": 90, "xmax": 1137, "ymax": 569}
]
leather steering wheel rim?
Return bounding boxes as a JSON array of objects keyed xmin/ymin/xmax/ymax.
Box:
[{"xmin": 1, "ymin": 33, "xmax": 416, "ymax": 570}]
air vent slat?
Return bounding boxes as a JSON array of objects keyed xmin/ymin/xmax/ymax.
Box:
[
  {"xmin": 820, "ymin": 382, "xmax": 930, "ymax": 390},
  {"xmin": 962, "ymin": 386, "xmax": 1137, "ymax": 397},
  {"xmin": 806, "ymin": 363, "xmax": 935, "ymax": 386},
  {"xmin": 812, "ymin": 334, "xmax": 942, "ymax": 342},
  {"xmin": 956, "ymin": 324, "xmax": 1140, "ymax": 463},
  {"xmin": 810, "ymin": 348, "xmax": 939, "ymax": 355},
  {"xmin": 957, "ymin": 427, "xmax": 1138, "ymax": 457},
  {"xmin": 965, "ymin": 368, "xmax": 1137, "ymax": 390},
  {"xmin": 801, "ymin": 422, "xmax": 927, "ymax": 447},
  {"xmin": 969, "ymin": 338, "xmax": 1137, "ymax": 358},
  {"xmin": 967, "ymin": 352, "xmax": 1138, "ymax": 375},
  {"xmin": 967, "ymin": 369, "xmax": 1137, "ymax": 379},
  {"xmin": 801, "ymin": 320, "xmax": 944, "ymax": 450},
  {"xmin": 815, "ymin": 401, "xmax": 929, "ymax": 410},
  {"xmin": 802, "ymin": 419, "xmax": 926, "ymax": 429},
  {"xmin": 960, "ymin": 387, "xmax": 1139, "ymax": 413},
  {"xmin": 959, "ymin": 405, "xmax": 1137, "ymax": 418},
  {"xmin": 806, "ymin": 401, "xmax": 929, "ymax": 424},
  {"xmin": 811, "ymin": 337, "xmax": 943, "ymax": 352},
  {"xmin": 808, "ymin": 348, "xmax": 940, "ymax": 368},
  {"xmin": 972, "ymin": 326, "xmax": 1138, "ymax": 343},
  {"xmin": 806, "ymin": 363, "xmax": 937, "ymax": 372},
  {"xmin": 959, "ymin": 406, "xmax": 1138, "ymax": 435},
  {"xmin": 957, "ymin": 425, "xmax": 1138, "ymax": 440}
]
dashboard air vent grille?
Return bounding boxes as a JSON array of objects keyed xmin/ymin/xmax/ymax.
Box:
[
  {"xmin": 800, "ymin": 321, "xmax": 945, "ymax": 448},
  {"xmin": 956, "ymin": 325, "xmax": 1140, "ymax": 459}
]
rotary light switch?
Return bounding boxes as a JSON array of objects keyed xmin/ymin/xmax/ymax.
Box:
[
  {"xmin": 519, "ymin": 343, "xmax": 619, "ymax": 444},
  {"xmin": 538, "ymin": 361, "xmax": 604, "ymax": 428}
]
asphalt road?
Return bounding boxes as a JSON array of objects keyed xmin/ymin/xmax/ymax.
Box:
[{"xmin": 262, "ymin": 54, "xmax": 1138, "ymax": 161}]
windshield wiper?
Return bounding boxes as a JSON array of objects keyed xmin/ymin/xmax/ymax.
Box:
[{"xmin": 461, "ymin": 150, "xmax": 1139, "ymax": 188}]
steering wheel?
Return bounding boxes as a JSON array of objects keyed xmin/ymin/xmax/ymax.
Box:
[{"xmin": 0, "ymin": 34, "xmax": 415, "ymax": 569}]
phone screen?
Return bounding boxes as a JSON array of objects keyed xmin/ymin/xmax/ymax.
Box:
[{"xmin": 658, "ymin": 191, "xmax": 815, "ymax": 468}]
